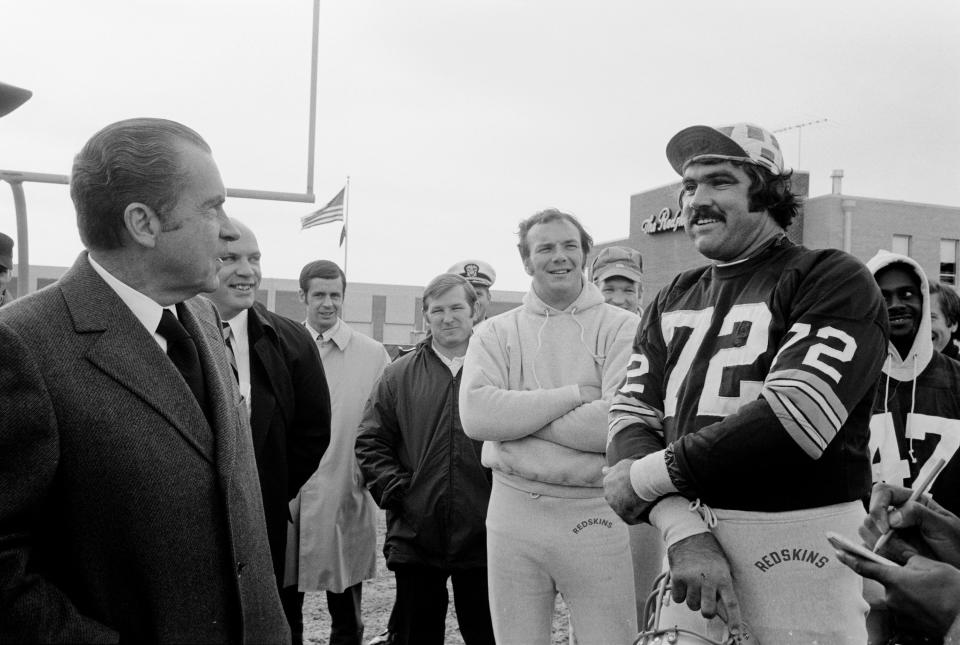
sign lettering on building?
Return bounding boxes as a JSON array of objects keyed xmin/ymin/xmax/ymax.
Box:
[{"xmin": 641, "ymin": 207, "xmax": 684, "ymax": 234}]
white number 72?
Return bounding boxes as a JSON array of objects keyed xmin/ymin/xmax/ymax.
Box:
[{"xmin": 661, "ymin": 305, "xmax": 856, "ymax": 419}]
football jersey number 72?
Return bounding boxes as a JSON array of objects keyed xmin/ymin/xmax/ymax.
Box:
[{"xmin": 659, "ymin": 303, "xmax": 856, "ymax": 419}]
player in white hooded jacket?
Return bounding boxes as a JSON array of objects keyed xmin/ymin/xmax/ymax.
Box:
[{"xmin": 460, "ymin": 208, "xmax": 638, "ymax": 645}]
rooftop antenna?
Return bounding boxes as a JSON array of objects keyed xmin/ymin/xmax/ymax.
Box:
[{"xmin": 774, "ymin": 118, "xmax": 828, "ymax": 170}]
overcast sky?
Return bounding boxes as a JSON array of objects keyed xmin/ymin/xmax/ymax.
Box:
[{"xmin": 1, "ymin": 0, "xmax": 958, "ymax": 292}]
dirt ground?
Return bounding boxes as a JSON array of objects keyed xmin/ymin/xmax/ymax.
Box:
[{"xmin": 302, "ymin": 511, "xmax": 572, "ymax": 645}]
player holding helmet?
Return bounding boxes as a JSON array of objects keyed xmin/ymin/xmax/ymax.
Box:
[{"xmin": 604, "ymin": 122, "xmax": 888, "ymax": 642}]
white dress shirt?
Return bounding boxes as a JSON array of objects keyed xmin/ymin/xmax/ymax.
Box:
[
  {"xmin": 306, "ymin": 319, "xmax": 343, "ymax": 360},
  {"xmin": 223, "ymin": 309, "xmax": 252, "ymax": 409},
  {"xmin": 431, "ymin": 341, "xmax": 465, "ymax": 376},
  {"xmin": 307, "ymin": 318, "xmax": 340, "ymax": 343},
  {"xmin": 88, "ymin": 253, "xmax": 174, "ymax": 351}
]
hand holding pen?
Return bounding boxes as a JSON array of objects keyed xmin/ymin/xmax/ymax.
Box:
[
  {"xmin": 865, "ymin": 458, "xmax": 960, "ymax": 567},
  {"xmin": 842, "ymin": 462, "xmax": 960, "ymax": 639},
  {"xmin": 871, "ymin": 457, "xmax": 947, "ymax": 554}
]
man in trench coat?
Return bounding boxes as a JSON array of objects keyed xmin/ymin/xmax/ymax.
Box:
[{"xmin": 285, "ymin": 259, "xmax": 390, "ymax": 645}]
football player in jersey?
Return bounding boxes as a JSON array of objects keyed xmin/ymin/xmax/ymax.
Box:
[
  {"xmin": 603, "ymin": 122, "xmax": 888, "ymax": 643},
  {"xmin": 866, "ymin": 251, "xmax": 960, "ymax": 642}
]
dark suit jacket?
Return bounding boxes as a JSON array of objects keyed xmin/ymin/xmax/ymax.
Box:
[
  {"xmin": 245, "ymin": 301, "xmax": 330, "ymax": 584},
  {"xmin": 0, "ymin": 253, "xmax": 290, "ymax": 644}
]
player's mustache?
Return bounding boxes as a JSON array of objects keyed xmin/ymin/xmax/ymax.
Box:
[{"xmin": 688, "ymin": 205, "xmax": 726, "ymax": 224}]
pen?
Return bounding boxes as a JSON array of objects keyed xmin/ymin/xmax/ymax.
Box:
[{"xmin": 872, "ymin": 456, "xmax": 947, "ymax": 554}]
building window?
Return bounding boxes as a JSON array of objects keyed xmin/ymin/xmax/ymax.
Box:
[
  {"xmin": 941, "ymin": 239, "xmax": 958, "ymax": 285},
  {"xmin": 892, "ymin": 235, "xmax": 911, "ymax": 257}
]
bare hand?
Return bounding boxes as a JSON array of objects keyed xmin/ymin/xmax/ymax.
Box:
[
  {"xmin": 863, "ymin": 483, "xmax": 960, "ymax": 567},
  {"xmin": 602, "ymin": 459, "xmax": 651, "ymax": 524},
  {"xmin": 578, "ymin": 384, "xmax": 602, "ymax": 403},
  {"xmin": 667, "ymin": 532, "xmax": 742, "ymax": 630},
  {"xmin": 835, "ymin": 551, "xmax": 960, "ymax": 637}
]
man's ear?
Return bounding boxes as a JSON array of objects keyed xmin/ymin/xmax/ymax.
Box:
[
  {"xmin": 522, "ymin": 257, "xmax": 534, "ymax": 276},
  {"xmin": 123, "ymin": 203, "xmax": 161, "ymax": 249},
  {"xmin": 298, "ymin": 289, "xmax": 306, "ymax": 305}
]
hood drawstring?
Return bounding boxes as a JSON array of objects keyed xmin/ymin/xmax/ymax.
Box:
[
  {"xmin": 882, "ymin": 354, "xmax": 892, "ymax": 417},
  {"xmin": 570, "ymin": 307, "xmax": 605, "ymax": 367},
  {"xmin": 908, "ymin": 352, "xmax": 919, "ymax": 463},
  {"xmin": 531, "ymin": 306, "xmax": 606, "ymax": 389},
  {"xmin": 533, "ymin": 307, "xmax": 607, "ymax": 389},
  {"xmin": 882, "ymin": 353, "xmax": 900, "ymax": 461},
  {"xmin": 885, "ymin": 350, "xmax": 921, "ymax": 464},
  {"xmin": 531, "ymin": 308, "xmax": 550, "ymax": 389}
]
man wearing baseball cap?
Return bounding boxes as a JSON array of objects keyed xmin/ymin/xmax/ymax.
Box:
[
  {"xmin": 0, "ymin": 233, "xmax": 13, "ymax": 308},
  {"xmin": 590, "ymin": 244, "xmax": 666, "ymax": 620},
  {"xmin": 604, "ymin": 122, "xmax": 887, "ymax": 642},
  {"xmin": 448, "ymin": 259, "xmax": 496, "ymax": 322},
  {"xmin": 590, "ymin": 246, "xmax": 643, "ymax": 315}
]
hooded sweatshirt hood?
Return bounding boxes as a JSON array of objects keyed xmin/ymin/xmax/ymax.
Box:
[
  {"xmin": 521, "ymin": 279, "xmax": 609, "ymax": 389},
  {"xmin": 459, "ymin": 276, "xmax": 638, "ymax": 496},
  {"xmin": 522, "ymin": 277, "xmax": 606, "ymax": 316},
  {"xmin": 865, "ymin": 250, "xmax": 933, "ymax": 381}
]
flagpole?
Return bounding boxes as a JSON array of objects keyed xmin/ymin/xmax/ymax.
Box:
[{"xmin": 343, "ymin": 175, "xmax": 351, "ymax": 276}]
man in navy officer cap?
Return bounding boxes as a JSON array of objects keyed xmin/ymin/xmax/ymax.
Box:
[{"xmin": 447, "ymin": 259, "xmax": 496, "ymax": 322}]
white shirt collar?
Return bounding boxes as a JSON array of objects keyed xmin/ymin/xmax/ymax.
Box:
[
  {"xmin": 320, "ymin": 318, "xmax": 341, "ymax": 343},
  {"xmin": 304, "ymin": 319, "xmax": 328, "ymax": 340},
  {"xmin": 431, "ymin": 341, "xmax": 465, "ymax": 376},
  {"xmin": 224, "ymin": 308, "xmax": 249, "ymax": 343},
  {"xmin": 306, "ymin": 318, "xmax": 347, "ymax": 348},
  {"xmin": 223, "ymin": 309, "xmax": 252, "ymax": 411},
  {"xmin": 88, "ymin": 253, "xmax": 171, "ymax": 348}
]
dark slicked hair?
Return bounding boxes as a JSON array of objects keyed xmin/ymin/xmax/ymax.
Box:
[
  {"xmin": 516, "ymin": 208, "xmax": 593, "ymax": 267},
  {"xmin": 422, "ymin": 273, "xmax": 477, "ymax": 315},
  {"xmin": 299, "ymin": 259, "xmax": 346, "ymax": 293},
  {"xmin": 678, "ymin": 159, "xmax": 802, "ymax": 229},
  {"xmin": 70, "ymin": 118, "xmax": 211, "ymax": 251}
]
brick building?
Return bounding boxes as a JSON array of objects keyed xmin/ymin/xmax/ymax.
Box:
[
  {"xmin": 10, "ymin": 170, "xmax": 957, "ymax": 347},
  {"xmin": 7, "ymin": 267, "xmax": 524, "ymax": 352},
  {"xmin": 591, "ymin": 170, "xmax": 960, "ymax": 305}
]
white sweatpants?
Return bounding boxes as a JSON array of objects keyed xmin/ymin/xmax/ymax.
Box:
[
  {"xmin": 657, "ymin": 501, "xmax": 869, "ymax": 644},
  {"xmin": 485, "ymin": 479, "xmax": 637, "ymax": 645}
]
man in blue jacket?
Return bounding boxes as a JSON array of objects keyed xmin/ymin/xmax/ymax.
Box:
[{"xmin": 356, "ymin": 273, "xmax": 494, "ymax": 645}]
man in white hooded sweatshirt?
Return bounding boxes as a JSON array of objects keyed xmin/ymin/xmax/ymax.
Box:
[
  {"xmin": 459, "ymin": 208, "xmax": 638, "ymax": 645},
  {"xmin": 864, "ymin": 250, "xmax": 960, "ymax": 642},
  {"xmin": 867, "ymin": 251, "xmax": 960, "ymax": 517}
]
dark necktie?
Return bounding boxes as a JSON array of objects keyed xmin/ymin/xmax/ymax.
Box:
[
  {"xmin": 156, "ymin": 306, "xmax": 209, "ymax": 419},
  {"xmin": 221, "ymin": 321, "xmax": 239, "ymax": 383}
]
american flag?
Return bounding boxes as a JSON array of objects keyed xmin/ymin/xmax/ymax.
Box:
[{"xmin": 301, "ymin": 187, "xmax": 345, "ymax": 230}]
